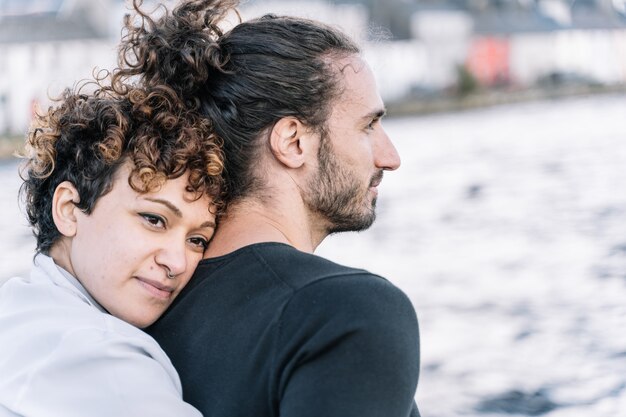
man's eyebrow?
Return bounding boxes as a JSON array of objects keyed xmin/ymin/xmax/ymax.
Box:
[
  {"xmin": 144, "ymin": 198, "xmax": 182, "ymax": 218},
  {"xmin": 362, "ymin": 108, "xmax": 386, "ymax": 121}
]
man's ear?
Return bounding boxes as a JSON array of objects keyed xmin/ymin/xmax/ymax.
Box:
[
  {"xmin": 269, "ymin": 117, "xmax": 315, "ymax": 169},
  {"xmin": 51, "ymin": 181, "xmax": 80, "ymax": 238}
]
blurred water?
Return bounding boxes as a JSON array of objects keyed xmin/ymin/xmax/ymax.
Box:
[
  {"xmin": 2, "ymin": 94, "xmax": 626, "ymax": 416},
  {"xmin": 0, "ymin": 159, "xmax": 33, "ymax": 282},
  {"xmin": 317, "ymin": 94, "xmax": 626, "ymax": 417}
]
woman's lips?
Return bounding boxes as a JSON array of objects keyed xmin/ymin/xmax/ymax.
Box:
[{"xmin": 135, "ymin": 277, "xmax": 175, "ymax": 300}]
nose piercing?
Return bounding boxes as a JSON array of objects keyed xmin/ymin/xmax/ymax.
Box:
[{"xmin": 166, "ymin": 270, "xmax": 176, "ymax": 279}]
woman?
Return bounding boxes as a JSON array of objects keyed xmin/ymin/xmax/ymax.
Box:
[{"xmin": 0, "ymin": 81, "xmax": 223, "ymax": 416}]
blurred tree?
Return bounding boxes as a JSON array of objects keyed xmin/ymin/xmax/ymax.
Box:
[{"xmin": 455, "ymin": 64, "xmax": 480, "ymax": 96}]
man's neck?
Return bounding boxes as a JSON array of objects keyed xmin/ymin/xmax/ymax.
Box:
[{"xmin": 204, "ymin": 199, "xmax": 328, "ymax": 258}]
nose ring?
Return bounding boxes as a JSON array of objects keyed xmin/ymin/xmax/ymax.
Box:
[{"xmin": 166, "ymin": 269, "xmax": 176, "ymax": 279}]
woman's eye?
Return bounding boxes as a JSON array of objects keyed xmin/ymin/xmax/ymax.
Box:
[
  {"xmin": 188, "ymin": 237, "xmax": 209, "ymax": 251},
  {"xmin": 140, "ymin": 213, "xmax": 166, "ymax": 229}
]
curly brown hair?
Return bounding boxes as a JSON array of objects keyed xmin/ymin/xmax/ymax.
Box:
[
  {"xmin": 112, "ymin": 0, "xmax": 239, "ymax": 111},
  {"xmin": 20, "ymin": 81, "xmax": 224, "ymax": 254}
]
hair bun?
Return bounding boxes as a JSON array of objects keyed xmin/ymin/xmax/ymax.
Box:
[{"xmin": 113, "ymin": 0, "xmax": 238, "ymax": 110}]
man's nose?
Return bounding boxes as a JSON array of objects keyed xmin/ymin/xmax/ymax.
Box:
[{"xmin": 375, "ymin": 129, "xmax": 401, "ymax": 171}]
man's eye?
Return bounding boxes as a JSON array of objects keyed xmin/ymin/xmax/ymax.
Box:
[{"xmin": 367, "ymin": 118, "xmax": 379, "ymax": 130}]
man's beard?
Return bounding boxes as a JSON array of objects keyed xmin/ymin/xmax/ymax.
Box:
[{"xmin": 304, "ymin": 137, "xmax": 381, "ymax": 235}]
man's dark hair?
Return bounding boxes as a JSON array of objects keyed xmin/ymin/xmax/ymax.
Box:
[{"xmin": 116, "ymin": 0, "xmax": 360, "ymax": 204}]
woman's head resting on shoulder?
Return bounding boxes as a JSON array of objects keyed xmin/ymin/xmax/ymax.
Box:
[{"xmin": 19, "ymin": 84, "xmax": 224, "ymax": 328}]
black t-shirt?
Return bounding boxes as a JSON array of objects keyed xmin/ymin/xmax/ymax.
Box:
[{"xmin": 147, "ymin": 242, "xmax": 420, "ymax": 417}]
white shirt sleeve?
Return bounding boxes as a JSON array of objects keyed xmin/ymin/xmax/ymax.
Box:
[{"xmin": 11, "ymin": 326, "xmax": 202, "ymax": 417}]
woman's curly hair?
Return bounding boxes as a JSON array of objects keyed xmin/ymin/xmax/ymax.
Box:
[
  {"xmin": 112, "ymin": 0, "xmax": 239, "ymax": 111},
  {"xmin": 19, "ymin": 82, "xmax": 224, "ymax": 254}
]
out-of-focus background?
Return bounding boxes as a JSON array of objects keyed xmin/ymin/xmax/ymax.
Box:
[{"xmin": 1, "ymin": 1, "xmax": 626, "ymax": 416}]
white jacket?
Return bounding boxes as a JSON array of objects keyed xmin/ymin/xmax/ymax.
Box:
[{"xmin": 0, "ymin": 255, "xmax": 201, "ymax": 417}]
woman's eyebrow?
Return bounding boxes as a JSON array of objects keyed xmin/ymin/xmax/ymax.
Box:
[
  {"xmin": 144, "ymin": 198, "xmax": 216, "ymax": 228},
  {"xmin": 144, "ymin": 198, "xmax": 182, "ymax": 217},
  {"xmin": 200, "ymin": 220, "xmax": 217, "ymax": 229}
]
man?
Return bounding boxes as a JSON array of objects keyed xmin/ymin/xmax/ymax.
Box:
[{"xmin": 120, "ymin": 1, "xmax": 420, "ymax": 415}]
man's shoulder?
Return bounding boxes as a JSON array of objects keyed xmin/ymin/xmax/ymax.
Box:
[
  {"xmin": 192, "ymin": 242, "xmax": 410, "ymax": 311},
  {"xmin": 248, "ymin": 242, "xmax": 379, "ymax": 289}
]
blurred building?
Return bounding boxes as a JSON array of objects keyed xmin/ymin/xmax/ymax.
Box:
[
  {"xmin": 376, "ymin": 0, "xmax": 626, "ymax": 91},
  {"xmin": 0, "ymin": 0, "xmax": 125, "ymax": 135},
  {"xmin": 1, "ymin": 0, "xmax": 626, "ymax": 135}
]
